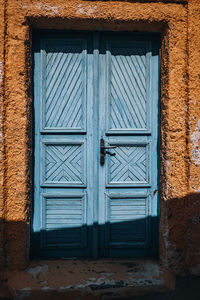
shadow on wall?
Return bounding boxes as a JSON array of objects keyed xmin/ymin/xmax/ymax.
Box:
[
  {"xmin": 29, "ymin": 192, "xmax": 200, "ymax": 269},
  {"xmin": 1, "ymin": 193, "xmax": 200, "ymax": 272},
  {"xmin": 163, "ymin": 192, "xmax": 200, "ymax": 274}
]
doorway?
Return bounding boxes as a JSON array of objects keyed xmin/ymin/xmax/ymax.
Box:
[{"xmin": 32, "ymin": 31, "xmax": 160, "ymax": 258}]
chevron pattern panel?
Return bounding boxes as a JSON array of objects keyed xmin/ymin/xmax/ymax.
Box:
[
  {"xmin": 109, "ymin": 46, "xmax": 147, "ymax": 130},
  {"xmin": 108, "ymin": 196, "xmax": 148, "ymax": 246},
  {"xmin": 43, "ymin": 195, "xmax": 86, "ymax": 247},
  {"xmin": 44, "ymin": 143, "xmax": 84, "ymax": 185},
  {"xmin": 108, "ymin": 144, "xmax": 148, "ymax": 184},
  {"xmin": 44, "ymin": 42, "xmax": 86, "ymax": 129}
]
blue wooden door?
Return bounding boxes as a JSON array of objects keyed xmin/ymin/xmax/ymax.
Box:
[
  {"xmin": 32, "ymin": 32, "xmax": 159, "ymax": 258},
  {"xmin": 98, "ymin": 33, "xmax": 159, "ymax": 257}
]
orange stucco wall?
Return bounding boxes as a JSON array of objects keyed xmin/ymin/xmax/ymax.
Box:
[
  {"xmin": 186, "ymin": 0, "xmax": 200, "ymax": 274},
  {"xmin": 0, "ymin": 0, "xmax": 200, "ymax": 281},
  {"xmin": 0, "ymin": 0, "xmax": 5, "ymax": 269}
]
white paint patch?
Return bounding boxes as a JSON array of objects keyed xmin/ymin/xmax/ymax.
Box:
[
  {"xmin": 35, "ymin": 3, "xmax": 59, "ymax": 15},
  {"xmin": 191, "ymin": 185, "xmax": 200, "ymax": 193},
  {"xmin": 58, "ymin": 285, "xmax": 74, "ymax": 292},
  {"xmin": 28, "ymin": 265, "xmax": 48, "ymax": 279},
  {"xmin": 77, "ymin": 4, "xmax": 85, "ymax": 15},
  {"xmin": 22, "ymin": 3, "xmax": 28, "ymax": 9},
  {"xmin": 191, "ymin": 119, "xmax": 200, "ymax": 165},
  {"xmin": 0, "ymin": 61, "xmax": 2, "ymax": 87},
  {"xmin": 41, "ymin": 286, "xmax": 53, "ymax": 292},
  {"xmin": 86, "ymin": 6, "xmax": 96, "ymax": 16},
  {"xmin": 77, "ymin": 4, "xmax": 97, "ymax": 16}
]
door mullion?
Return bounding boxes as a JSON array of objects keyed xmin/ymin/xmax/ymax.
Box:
[
  {"xmin": 98, "ymin": 33, "xmax": 108, "ymax": 257},
  {"xmin": 92, "ymin": 32, "xmax": 100, "ymax": 258}
]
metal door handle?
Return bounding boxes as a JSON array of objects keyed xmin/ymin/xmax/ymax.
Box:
[
  {"xmin": 100, "ymin": 138, "xmax": 117, "ymax": 166},
  {"xmin": 102, "ymin": 145, "xmax": 117, "ymax": 150},
  {"xmin": 105, "ymin": 151, "xmax": 116, "ymax": 156}
]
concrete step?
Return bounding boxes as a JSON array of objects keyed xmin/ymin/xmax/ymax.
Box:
[{"xmin": 0, "ymin": 259, "xmax": 175, "ymax": 300}]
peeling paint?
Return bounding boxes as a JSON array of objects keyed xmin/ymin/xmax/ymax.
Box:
[
  {"xmin": 191, "ymin": 119, "xmax": 200, "ymax": 165},
  {"xmin": 27, "ymin": 265, "xmax": 48, "ymax": 279},
  {"xmin": 77, "ymin": 4, "xmax": 97, "ymax": 16},
  {"xmin": 191, "ymin": 185, "xmax": 200, "ymax": 193},
  {"xmin": 58, "ymin": 286, "xmax": 72, "ymax": 292},
  {"xmin": 0, "ymin": 60, "xmax": 2, "ymax": 86},
  {"xmin": 77, "ymin": 4, "xmax": 85, "ymax": 15},
  {"xmin": 86, "ymin": 5, "xmax": 97, "ymax": 16},
  {"xmin": 41, "ymin": 286, "xmax": 53, "ymax": 292},
  {"xmin": 35, "ymin": 3, "xmax": 59, "ymax": 15},
  {"xmin": 2, "ymin": 260, "xmax": 175, "ymax": 298}
]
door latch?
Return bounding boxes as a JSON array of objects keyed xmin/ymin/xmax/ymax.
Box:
[{"xmin": 100, "ymin": 138, "xmax": 117, "ymax": 166}]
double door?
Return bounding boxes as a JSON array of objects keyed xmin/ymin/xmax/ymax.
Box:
[{"xmin": 32, "ymin": 31, "xmax": 159, "ymax": 258}]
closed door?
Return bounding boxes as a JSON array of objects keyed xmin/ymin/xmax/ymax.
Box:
[{"xmin": 32, "ymin": 31, "xmax": 159, "ymax": 258}]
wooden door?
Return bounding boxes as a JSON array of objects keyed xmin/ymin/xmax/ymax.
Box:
[
  {"xmin": 98, "ymin": 33, "xmax": 159, "ymax": 257},
  {"xmin": 32, "ymin": 31, "xmax": 159, "ymax": 258}
]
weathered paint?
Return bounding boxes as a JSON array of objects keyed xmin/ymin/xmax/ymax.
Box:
[
  {"xmin": 190, "ymin": 119, "xmax": 200, "ymax": 166},
  {"xmin": 0, "ymin": 0, "xmax": 200, "ymax": 297},
  {"xmin": 2, "ymin": 259, "xmax": 175, "ymax": 300},
  {"xmin": 32, "ymin": 31, "xmax": 159, "ymax": 259}
]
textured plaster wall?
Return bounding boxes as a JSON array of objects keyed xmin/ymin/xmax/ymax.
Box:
[
  {"xmin": 0, "ymin": 0, "xmax": 5, "ymax": 268},
  {"xmin": 0, "ymin": 0, "xmax": 199, "ymax": 279},
  {"xmin": 187, "ymin": 0, "xmax": 200, "ymax": 275}
]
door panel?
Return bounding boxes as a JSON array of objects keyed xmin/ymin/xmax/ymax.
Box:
[
  {"xmin": 106, "ymin": 141, "xmax": 150, "ymax": 186},
  {"xmin": 33, "ymin": 32, "xmax": 94, "ymax": 258},
  {"xmin": 41, "ymin": 140, "xmax": 86, "ymax": 187},
  {"xmin": 105, "ymin": 41, "xmax": 151, "ymax": 134},
  {"xmin": 105, "ymin": 194, "xmax": 150, "ymax": 247},
  {"xmin": 32, "ymin": 31, "xmax": 159, "ymax": 258},
  {"xmin": 98, "ymin": 33, "xmax": 159, "ymax": 257},
  {"xmin": 41, "ymin": 193, "xmax": 87, "ymax": 249},
  {"xmin": 41, "ymin": 39, "xmax": 87, "ymax": 132}
]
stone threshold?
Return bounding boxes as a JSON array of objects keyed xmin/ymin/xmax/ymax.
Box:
[{"xmin": 1, "ymin": 259, "xmax": 175, "ymax": 300}]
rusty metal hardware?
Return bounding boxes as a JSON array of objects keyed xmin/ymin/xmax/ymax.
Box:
[
  {"xmin": 153, "ymin": 189, "xmax": 158, "ymax": 196},
  {"xmin": 100, "ymin": 138, "xmax": 117, "ymax": 166}
]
